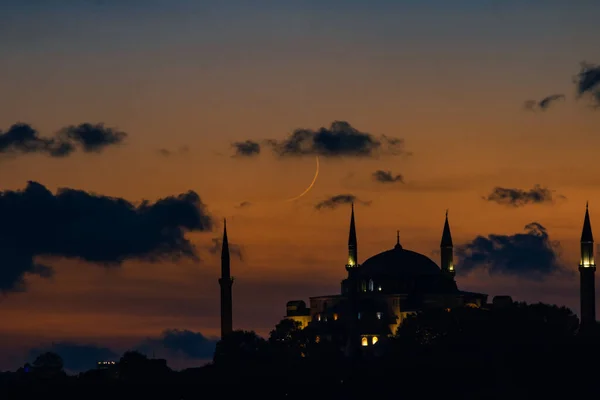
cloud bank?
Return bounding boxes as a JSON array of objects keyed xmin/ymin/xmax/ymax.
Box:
[
  {"xmin": 0, "ymin": 181, "xmax": 214, "ymax": 292},
  {"xmin": 484, "ymin": 185, "xmax": 562, "ymax": 207},
  {"xmin": 456, "ymin": 222, "xmax": 567, "ymax": 280},
  {"xmin": 0, "ymin": 122, "xmax": 126, "ymax": 158},
  {"xmin": 231, "ymin": 121, "xmax": 407, "ymax": 159},
  {"xmin": 27, "ymin": 329, "xmax": 218, "ymax": 373}
]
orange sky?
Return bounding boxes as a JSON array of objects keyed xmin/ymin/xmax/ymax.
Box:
[{"xmin": 0, "ymin": 0, "xmax": 599, "ymax": 371}]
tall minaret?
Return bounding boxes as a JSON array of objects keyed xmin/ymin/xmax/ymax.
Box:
[
  {"xmin": 219, "ymin": 218, "xmax": 234, "ymax": 339},
  {"xmin": 347, "ymin": 202, "xmax": 358, "ymax": 269},
  {"xmin": 440, "ymin": 209, "xmax": 455, "ymax": 277},
  {"xmin": 344, "ymin": 203, "xmax": 361, "ymax": 359},
  {"xmin": 579, "ymin": 202, "xmax": 596, "ymax": 330}
]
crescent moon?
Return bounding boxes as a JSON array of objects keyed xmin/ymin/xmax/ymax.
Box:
[{"xmin": 285, "ymin": 156, "xmax": 319, "ymax": 202}]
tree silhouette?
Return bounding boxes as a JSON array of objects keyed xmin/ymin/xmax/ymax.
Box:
[
  {"xmin": 117, "ymin": 351, "xmax": 171, "ymax": 381},
  {"xmin": 31, "ymin": 352, "xmax": 65, "ymax": 379},
  {"xmin": 213, "ymin": 330, "xmax": 270, "ymax": 367}
]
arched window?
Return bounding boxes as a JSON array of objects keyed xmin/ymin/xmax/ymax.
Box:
[
  {"xmin": 372, "ymin": 336, "xmax": 379, "ymax": 345},
  {"xmin": 368, "ymin": 279, "xmax": 374, "ymax": 291},
  {"xmin": 361, "ymin": 337, "xmax": 369, "ymax": 347}
]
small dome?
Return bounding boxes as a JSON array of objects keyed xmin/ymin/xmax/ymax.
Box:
[{"xmin": 359, "ymin": 246, "xmax": 441, "ymax": 278}]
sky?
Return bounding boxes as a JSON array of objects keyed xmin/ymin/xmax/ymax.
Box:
[{"xmin": 1, "ymin": 0, "xmax": 600, "ymax": 372}]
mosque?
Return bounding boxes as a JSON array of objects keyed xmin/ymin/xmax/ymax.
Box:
[
  {"xmin": 284, "ymin": 204, "xmax": 489, "ymax": 348},
  {"xmin": 219, "ymin": 202, "xmax": 597, "ymax": 353}
]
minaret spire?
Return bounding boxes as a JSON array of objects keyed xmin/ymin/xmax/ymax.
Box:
[
  {"xmin": 581, "ymin": 201, "xmax": 593, "ymax": 243},
  {"xmin": 347, "ymin": 202, "xmax": 358, "ymax": 268},
  {"xmin": 221, "ymin": 218, "xmax": 230, "ymax": 273},
  {"xmin": 579, "ymin": 203, "xmax": 596, "ymax": 331},
  {"xmin": 219, "ymin": 218, "xmax": 234, "ymax": 339},
  {"xmin": 440, "ymin": 209, "xmax": 455, "ymax": 277}
]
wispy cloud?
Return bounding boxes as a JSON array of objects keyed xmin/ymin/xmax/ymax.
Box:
[{"xmin": 315, "ymin": 194, "xmax": 371, "ymax": 210}]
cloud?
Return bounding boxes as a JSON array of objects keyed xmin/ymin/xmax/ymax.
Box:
[
  {"xmin": 135, "ymin": 329, "xmax": 218, "ymax": 360},
  {"xmin": 231, "ymin": 140, "xmax": 261, "ymax": 157},
  {"xmin": 574, "ymin": 62, "xmax": 600, "ymax": 106},
  {"xmin": 0, "ymin": 181, "xmax": 214, "ymax": 292},
  {"xmin": 27, "ymin": 329, "xmax": 218, "ymax": 373},
  {"xmin": 523, "ymin": 94, "xmax": 565, "ymax": 111},
  {"xmin": 235, "ymin": 201, "xmax": 251, "ymax": 208},
  {"xmin": 372, "ymin": 170, "xmax": 404, "ymax": 184},
  {"xmin": 266, "ymin": 121, "xmax": 407, "ymax": 158},
  {"xmin": 484, "ymin": 185, "xmax": 563, "ymax": 207},
  {"xmin": 28, "ymin": 343, "xmax": 118, "ymax": 373},
  {"xmin": 0, "ymin": 123, "xmax": 73, "ymax": 157},
  {"xmin": 0, "ymin": 122, "xmax": 126, "ymax": 159},
  {"xmin": 57, "ymin": 123, "xmax": 126, "ymax": 152},
  {"xmin": 456, "ymin": 222, "xmax": 568, "ymax": 280},
  {"xmin": 315, "ymin": 194, "xmax": 371, "ymax": 210},
  {"xmin": 157, "ymin": 146, "xmax": 189, "ymax": 157},
  {"xmin": 207, "ymin": 237, "xmax": 244, "ymax": 261}
]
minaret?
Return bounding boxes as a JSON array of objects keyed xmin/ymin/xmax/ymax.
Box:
[
  {"xmin": 344, "ymin": 203, "xmax": 361, "ymax": 359},
  {"xmin": 440, "ymin": 209, "xmax": 455, "ymax": 277},
  {"xmin": 579, "ymin": 202, "xmax": 596, "ymax": 330},
  {"xmin": 347, "ymin": 202, "xmax": 358, "ymax": 268},
  {"xmin": 219, "ymin": 218, "xmax": 234, "ymax": 339}
]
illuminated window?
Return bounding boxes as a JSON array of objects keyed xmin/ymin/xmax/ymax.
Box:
[
  {"xmin": 368, "ymin": 279, "xmax": 374, "ymax": 291},
  {"xmin": 361, "ymin": 337, "xmax": 368, "ymax": 347},
  {"xmin": 376, "ymin": 312, "xmax": 382, "ymax": 320},
  {"xmin": 378, "ymin": 285, "xmax": 382, "ymax": 291},
  {"xmin": 317, "ymin": 314, "xmax": 321, "ymax": 321},
  {"xmin": 333, "ymin": 313, "xmax": 339, "ymax": 321},
  {"xmin": 372, "ymin": 336, "xmax": 379, "ymax": 345},
  {"xmin": 361, "ymin": 281, "xmax": 367, "ymax": 292},
  {"xmin": 358, "ymin": 312, "xmax": 362, "ymax": 319}
]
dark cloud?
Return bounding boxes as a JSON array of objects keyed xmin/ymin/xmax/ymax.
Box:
[
  {"xmin": 157, "ymin": 146, "xmax": 189, "ymax": 157},
  {"xmin": 524, "ymin": 94, "xmax": 565, "ymax": 111},
  {"xmin": 484, "ymin": 185, "xmax": 562, "ymax": 207},
  {"xmin": 0, "ymin": 181, "xmax": 214, "ymax": 292},
  {"xmin": 0, "ymin": 123, "xmax": 73, "ymax": 157},
  {"xmin": 231, "ymin": 140, "xmax": 261, "ymax": 157},
  {"xmin": 0, "ymin": 122, "xmax": 126, "ymax": 159},
  {"xmin": 574, "ymin": 62, "xmax": 600, "ymax": 107},
  {"xmin": 456, "ymin": 222, "xmax": 568, "ymax": 280},
  {"xmin": 207, "ymin": 237, "xmax": 244, "ymax": 261},
  {"xmin": 57, "ymin": 123, "xmax": 126, "ymax": 152},
  {"xmin": 372, "ymin": 170, "xmax": 404, "ymax": 184},
  {"xmin": 267, "ymin": 121, "xmax": 407, "ymax": 158},
  {"xmin": 27, "ymin": 329, "xmax": 218, "ymax": 373},
  {"xmin": 135, "ymin": 329, "xmax": 218, "ymax": 360},
  {"xmin": 28, "ymin": 343, "xmax": 118, "ymax": 373},
  {"xmin": 236, "ymin": 201, "xmax": 251, "ymax": 208},
  {"xmin": 315, "ymin": 194, "xmax": 371, "ymax": 210}
]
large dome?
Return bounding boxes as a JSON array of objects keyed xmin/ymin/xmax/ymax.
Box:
[{"xmin": 359, "ymin": 243, "xmax": 441, "ymax": 278}]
